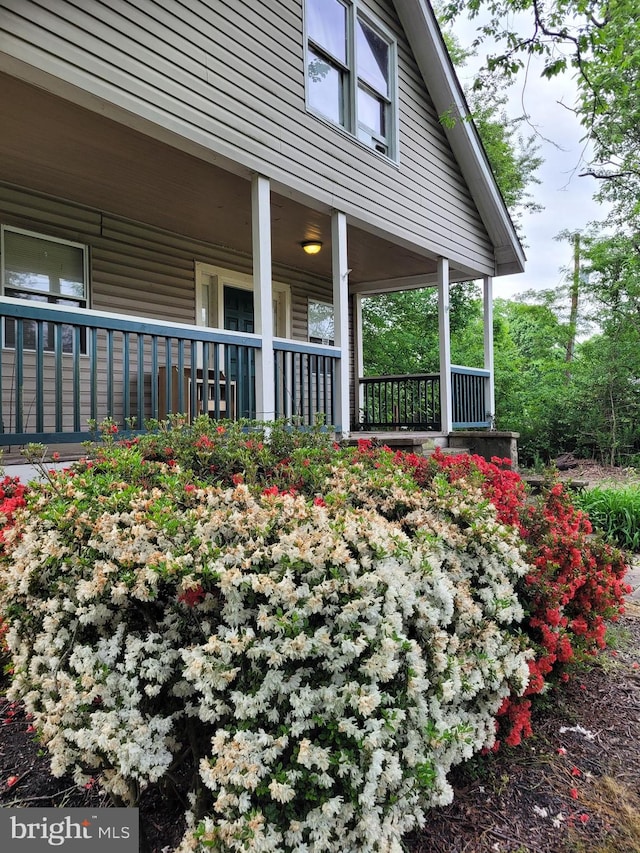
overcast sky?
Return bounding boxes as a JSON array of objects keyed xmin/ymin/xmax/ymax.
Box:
[{"xmin": 451, "ymin": 18, "xmax": 609, "ymax": 300}]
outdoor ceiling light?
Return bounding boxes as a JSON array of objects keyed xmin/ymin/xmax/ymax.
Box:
[{"xmin": 301, "ymin": 240, "xmax": 323, "ymax": 255}]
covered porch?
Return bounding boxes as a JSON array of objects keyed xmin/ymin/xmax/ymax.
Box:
[
  {"xmin": 0, "ymin": 74, "xmax": 499, "ymax": 450},
  {"xmin": 0, "ymin": 289, "xmax": 493, "ymax": 448}
]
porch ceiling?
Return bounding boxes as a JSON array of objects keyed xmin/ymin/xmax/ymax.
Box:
[{"xmin": 0, "ymin": 73, "xmax": 442, "ymax": 287}]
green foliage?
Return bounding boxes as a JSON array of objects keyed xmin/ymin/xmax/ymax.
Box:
[
  {"xmin": 444, "ymin": 0, "xmax": 640, "ymax": 222},
  {"xmin": 466, "ymin": 84, "xmax": 543, "ymax": 235},
  {"xmin": 361, "ymin": 283, "xmax": 480, "ymax": 376},
  {"xmin": 574, "ymin": 484, "xmax": 640, "ymax": 550},
  {"xmin": 491, "ymin": 300, "xmax": 571, "ymax": 464}
]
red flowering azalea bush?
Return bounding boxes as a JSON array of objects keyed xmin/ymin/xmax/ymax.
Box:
[
  {"xmin": 397, "ymin": 448, "xmax": 526, "ymax": 529},
  {"xmin": 0, "ymin": 475, "xmax": 28, "ymax": 667},
  {"xmin": 421, "ymin": 451, "xmax": 630, "ymax": 748}
]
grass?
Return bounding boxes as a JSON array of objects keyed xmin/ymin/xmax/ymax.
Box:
[
  {"xmin": 568, "ymin": 776, "xmax": 640, "ymax": 853},
  {"xmin": 574, "ymin": 484, "xmax": 640, "ymax": 550}
]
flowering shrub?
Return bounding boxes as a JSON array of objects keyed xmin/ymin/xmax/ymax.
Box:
[
  {"xmin": 0, "ymin": 423, "xmax": 629, "ymax": 847},
  {"xmin": 0, "ymin": 475, "xmax": 28, "ymax": 666},
  {"xmin": 423, "ymin": 452, "xmax": 629, "ymax": 747},
  {"xmin": 1, "ymin": 438, "xmax": 531, "ymax": 852},
  {"xmin": 398, "ymin": 448, "xmax": 526, "ymax": 528},
  {"xmin": 0, "ymin": 475, "xmax": 28, "ymax": 552}
]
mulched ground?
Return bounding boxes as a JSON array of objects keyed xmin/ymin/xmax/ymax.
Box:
[
  {"xmin": 408, "ymin": 603, "xmax": 640, "ymax": 853},
  {"xmin": 1, "ymin": 607, "xmax": 638, "ymax": 853}
]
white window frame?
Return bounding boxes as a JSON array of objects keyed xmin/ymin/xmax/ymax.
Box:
[
  {"xmin": 304, "ymin": 0, "xmax": 398, "ymax": 160},
  {"xmin": 195, "ymin": 263, "xmax": 291, "ymax": 338},
  {"xmin": 0, "ymin": 225, "xmax": 89, "ymax": 353}
]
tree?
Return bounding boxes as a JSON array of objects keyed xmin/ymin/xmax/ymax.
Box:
[
  {"xmin": 466, "ymin": 84, "xmax": 543, "ymax": 236},
  {"xmin": 362, "ymin": 283, "xmax": 479, "ymax": 376},
  {"xmin": 577, "ymin": 2, "xmax": 640, "ymax": 219},
  {"xmin": 492, "ymin": 299, "xmax": 572, "ymax": 463},
  {"xmin": 443, "ymin": 0, "xmax": 640, "ymax": 220},
  {"xmin": 564, "ymin": 232, "xmax": 581, "ymax": 364},
  {"xmin": 362, "ymin": 33, "xmax": 543, "ymax": 380},
  {"xmin": 439, "ymin": 14, "xmax": 543, "ymax": 236}
]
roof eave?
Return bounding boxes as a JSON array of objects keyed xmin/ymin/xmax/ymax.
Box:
[{"xmin": 392, "ymin": 0, "xmax": 526, "ymax": 277}]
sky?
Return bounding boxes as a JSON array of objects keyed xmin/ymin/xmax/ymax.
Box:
[{"xmin": 451, "ymin": 17, "xmax": 610, "ymax": 300}]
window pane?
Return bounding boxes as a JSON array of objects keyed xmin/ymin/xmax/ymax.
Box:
[
  {"xmin": 357, "ymin": 19, "xmax": 389, "ymax": 96},
  {"xmin": 3, "ymin": 292, "xmax": 83, "ymax": 353},
  {"xmin": 308, "ymin": 300, "xmax": 334, "ymax": 343},
  {"xmin": 307, "ymin": 49, "xmax": 344, "ymax": 125},
  {"xmin": 5, "ymin": 272, "xmax": 50, "ymax": 293},
  {"xmin": 307, "ymin": 0, "xmax": 346, "ymax": 63},
  {"xmin": 358, "ymin": 86, "xmax": 385, "ymax": 136},
  {"xmin": 201, "ymin": 282, "xmax": 210, "ymax": 326},
  {"xmin": 3, "ymin": 230, "xmax": 85, "ymax": 298}
]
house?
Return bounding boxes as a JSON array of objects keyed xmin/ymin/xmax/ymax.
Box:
[{"xmin": 0, "ymin": 0, "xmax": 524, "ymax": 455}]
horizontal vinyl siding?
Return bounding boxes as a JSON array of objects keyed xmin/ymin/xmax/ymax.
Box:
[
  {"xmin": 0, "ymin": 0, "xmax": 496, "ymax": 273},
  {"xmin": 0, "ymin": 184, "xmax": 336, "ymax": 433},
  {"xmin": 0, "ymin": 184, "xmax": 326, "ymax": 341}
]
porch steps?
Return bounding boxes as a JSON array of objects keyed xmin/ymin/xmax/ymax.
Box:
[
  {"xmin": 424, "ymin": 446, "xmax": 470, "ymax": 458},
  {"xmin": 346, "ymin": 434, "xmax": 470, "ymax": 458}
]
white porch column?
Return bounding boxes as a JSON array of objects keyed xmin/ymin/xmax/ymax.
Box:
[
  {"xmin": 483, "ymin": 275, "xmax": 496, "ymax": 426},
  {"xmin": 353, "ymin": 293, "xmax": 364, "ymax": 427},
  {"xmin": 252, "ymin": 173, "xmax": 275, "ymax": 421},
  {"xmin": 437, "ymin": 257, "xmax": 453, "ymax": 435},
  {"xmin": 332, "ymin": 210, "xmax": 350, "ymax": 437}
]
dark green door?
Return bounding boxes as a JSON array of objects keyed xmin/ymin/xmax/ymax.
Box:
[{"xmin": 224, "ymin": 286, "xmax": 255, "ymax": 418}]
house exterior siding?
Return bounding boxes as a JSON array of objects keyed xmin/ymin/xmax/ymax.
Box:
[
  {"xmin": 0, "ymin": 183, "xmax": 331, "ymax": 339},
  {"xmin": 0, "ymin": 0, "xmax": 496, "ymax": 275},
  {"xmin": 0, "ymin": 182, "xmax": 339, "ymax": 436}
]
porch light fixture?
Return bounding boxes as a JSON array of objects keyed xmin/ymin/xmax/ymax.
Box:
[{"xmin": 301, "ymin": 240, "xmax": 323, "ymax": 255}]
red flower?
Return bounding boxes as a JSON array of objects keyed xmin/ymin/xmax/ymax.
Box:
[
  {"xmin": 178, "ymin": 585, "xmax": 206, "ymax": 607},
  {"xmin": 570, "ymin": 787, "xmax": 579, "ymax": 800}
]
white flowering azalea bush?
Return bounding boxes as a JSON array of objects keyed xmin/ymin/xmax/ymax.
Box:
[{"xmin": 0, "ymin": 423, "xmax": 532, "ymax": 852}]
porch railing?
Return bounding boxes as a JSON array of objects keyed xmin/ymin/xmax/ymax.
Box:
[
  {"xmin": 274, "ymin": 339, "xmax": 339, "ymax": 428},
  {"xmin": 0, "ymin": 298, "xmax": 264, "ymax": 446},
  {"xmin": 0, "ymin": 299, "xmax": 344, "ymax": 447},
  {"xmin": 357, "ymin": 366, "xmax": 491, "ymax": 431},
  {"xmin": 451, "ymin": 365, "xmax": 491, "ymax": 428},
  {"xmin": 358, "ymin": 373, "xmax": 441, "ymax": 430}
]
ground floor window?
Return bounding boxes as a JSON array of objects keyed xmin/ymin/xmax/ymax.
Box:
[
  {"xmin": 1, "ymin": 226, "xmax": 88, "ymax": 352},
  {"xmin": 308, "ymin": 299, "xmax": 335, "ymax": 345}
]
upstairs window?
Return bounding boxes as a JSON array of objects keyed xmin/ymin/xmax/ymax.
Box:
[
  {"xmin": 306, "ymin": 0, "xmax": 396, "ymax": 158},
  {"xmin": 1, "ymin": 226, "xmax": 88, "ymax": 352}
]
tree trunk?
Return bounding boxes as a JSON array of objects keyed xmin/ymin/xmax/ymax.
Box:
[{"xmin": 565, "ymin": 232, "xmax": 580, "ymax": 366}]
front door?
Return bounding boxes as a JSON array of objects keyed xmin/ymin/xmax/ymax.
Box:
[
  {"xmin": 224, "ymin": 285, "xmax": 254, "ymax": 334},
  {"xmin": 224, "ymin": 285, "xmax": 255, "ymax": 418}
]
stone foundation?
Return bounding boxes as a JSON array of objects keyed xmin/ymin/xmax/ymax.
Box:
[{"xmin": 447, "ymin": 430, "xmax": 519, "ymax": 468}]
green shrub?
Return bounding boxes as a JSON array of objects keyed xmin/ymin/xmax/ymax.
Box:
[{"xmin": 574, "ymin": 484, "xmax": 640, "ymax": 550}]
